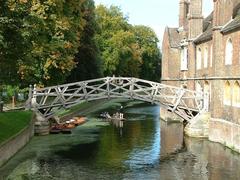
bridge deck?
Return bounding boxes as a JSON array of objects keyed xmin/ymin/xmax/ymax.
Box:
[{"xmin": 27, "ymin": 77, "xmax": 207, "ymax": 122}]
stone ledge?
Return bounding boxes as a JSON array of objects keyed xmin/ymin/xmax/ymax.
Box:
[
  {"xmin": 209, "ymin": 118, "xmax": 240, "ymax": 153},
  {"xmin": 184, "ymin": 112, "xmax": 210, "ymax": 138}
]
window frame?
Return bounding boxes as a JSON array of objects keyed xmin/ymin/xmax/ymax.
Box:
[
  {"xmin": 180, "ymin": 47, "xmax": 188, "ymax": 71},
  {"xmin": 204, "ymin": 46, "xmax": 208, "ymax": 68},
  {"xmin": 225, "ymin": 38, "xmax": 233, "ymax": 65},
  {"xmin": 232, "ymin": 81, "xmax": 240, "ymax": 107},
  {"xmin": 224, "ymin": 81, "xmax": 231, "ymax": 106},
  {"xmin": 197, "ymin": 47, "xmax": 202, "ymax": 70}
]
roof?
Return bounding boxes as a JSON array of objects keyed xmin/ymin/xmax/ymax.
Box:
[
  {"xmin": 194, "ymin": 12, "xmax": 213, "ymax": 44},
  {"xmin": 221, "ymin": 3, "xmax": 240, "ymax": 34},
  {"xmin": 168, "ymin": 28, "xmax": 182, "ymax": 48},
  {"xmin": 221, "ymin": 16, "xmax": 240, "ymax": 34}
]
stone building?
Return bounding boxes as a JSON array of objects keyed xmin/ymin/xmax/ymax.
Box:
[{"xmin": 162, "ymin": 0, "xmax": 240, "ymax": 153}]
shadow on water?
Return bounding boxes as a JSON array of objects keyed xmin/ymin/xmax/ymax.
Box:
[{"xmin": 55, "ymin": 141, "xmax": 99, "ymax": 163}]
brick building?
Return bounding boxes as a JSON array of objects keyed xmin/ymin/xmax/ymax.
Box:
[{"xmin": 162, "ymin": 0, "xmax": 240, "ymax": 152}]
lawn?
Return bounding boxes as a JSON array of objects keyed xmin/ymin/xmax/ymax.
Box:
[{"xmin": 0, "ymin": 111, "xmax": 32, "ymax": 144}]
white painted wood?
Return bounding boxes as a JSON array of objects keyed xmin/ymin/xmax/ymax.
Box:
[{"xmin": 28, "ymin": 77, "xmax": 206, "ymax": 122}]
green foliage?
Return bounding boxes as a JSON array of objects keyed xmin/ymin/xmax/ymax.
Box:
[
  {"xmin": 96, "ymin": 5, "xmax": 141, "ymax": 76},
  {"xmin": 132, "ymin": 25, "xmax": 161, "ymax": 82},
  {"xmin": 67, "ymin": 0, "xmax": 103, "ymax": 82},
  {"xmin": 95, "ymin": 5, "xmax": 161, "ymax": 80},
  {"xmin": 0, "ymin": 85, "xmax": 29, "ymax": 102},
  {"xmin": 0, "ymin": 2, "xmax": 161, "ymax": 87},
  {"xmin": 0, "ymin": 0, "xmax": 87, "ymax": 86}
]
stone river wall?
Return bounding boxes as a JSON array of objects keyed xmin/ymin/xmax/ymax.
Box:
[{"xmin": 0, "ymin": 118, "xmax": 34, "ymax": 167}]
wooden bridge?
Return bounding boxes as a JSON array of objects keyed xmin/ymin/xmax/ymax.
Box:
[{"xmin": 27, "ymin": 77, "xmax": 207, "ymax": 122}]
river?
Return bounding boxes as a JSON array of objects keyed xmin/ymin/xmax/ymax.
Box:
[{"xmin": 0, "ymin": 100, "xmax": 240, "ymax": 180}]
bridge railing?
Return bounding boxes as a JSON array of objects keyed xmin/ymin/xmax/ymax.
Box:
[{"xmin": 28, "ymin": 77, "xmax": 206, "ymax": 121}]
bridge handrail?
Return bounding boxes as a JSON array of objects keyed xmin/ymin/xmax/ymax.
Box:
[
  {"xmin": 29, "ymin": 76, "xmax": 207, "ymax": 122},
  {"xmin": 33, "ymin": 77, "xmax": 204, "ymax": 96}
]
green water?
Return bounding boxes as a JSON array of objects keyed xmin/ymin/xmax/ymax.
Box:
[{"xmin": 0, "ymin": 101, "xmax": 240, "ymax": 180}]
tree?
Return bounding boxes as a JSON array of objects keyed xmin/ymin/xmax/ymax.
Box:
[
  {"xmin": 95, "ymin": 5, "xmax": 139, "ymax": 76},
  {"xmin": 132, "ymin": 25, "xmax": 161, "ymax": 82},
  {"xmin": 0, "ymin": 0, "xmax": 87, "ymax": 86},
  {"xmin": 95, "ymin": 5, "xmax": 161, "ymax": 80},
  {"xmin": 67, "ymin": 0, "xmax": 102, "ymax": 82}
]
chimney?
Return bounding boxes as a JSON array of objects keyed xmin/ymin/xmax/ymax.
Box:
[
  {"xmin": 179, "ymin": 0, "xmax": 189, "ymax": 29},
  {"xmin": 188, "ymin": 0, "xmax": 203, "ymax": 39}
]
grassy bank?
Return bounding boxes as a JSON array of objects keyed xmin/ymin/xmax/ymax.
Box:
[{"xmin": 0, "ymin": 111, "xmax": 32, "ymax": 144}]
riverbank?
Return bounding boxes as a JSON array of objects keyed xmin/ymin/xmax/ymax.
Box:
[
  {"xmin": 0, "ymin": 111, "xmax": 34, "ymax": 167},
  {"xmin": 0, "ymin": 111, "xmax": 32, "ymax": 144}
]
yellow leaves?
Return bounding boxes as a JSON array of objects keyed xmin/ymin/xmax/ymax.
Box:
[
  {"xmin": 44, "ymin": 52, "xmax": 75, "ymax": 72},
  {"xmin": 7, "ymin": 1, "xmax": 17, "ymax": 11},
  {"xmin": 19, "ymin": 0, "xmax": 28, "ymax": 4},
  {"xmin": 30, "ymin": 0, "xmax": 48, "ymax": 19},
  {"xmin": 44, "ymin": 0, "xmax": 56, "ymax": 7},
  {"xmin": 55, "ymin": 19, "xmax": 71, "ymax": 31},
  {"xmin": 64, "ymin": 41, "xmax": 73, "ymax": 49},
  {"xmin": 44, "ymin": 59, "xmax": 53, "ymax": 69},
  {"xmin": 31, "ymin": 44, "xmax": 44, "ymax": 55},
  {"xmin": 43, "ymin": 75, "xmax": 50, "ymax": 80},
  {"xmin": 50, "ymin": 51, "xmax": 61, "ymax": 60},
  {"xmin": 18, "ymin": 65, "xmax": 27, "ymax": 80}
]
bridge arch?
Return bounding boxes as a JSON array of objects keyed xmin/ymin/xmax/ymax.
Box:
[{"xmin": 28, "ymin": 77, "xmax": 206, "ymax": 122}]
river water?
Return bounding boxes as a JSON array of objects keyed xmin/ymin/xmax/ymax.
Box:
[{"xmin": 0, "ymin": 100, "xmax": 240, "ymax": 180}]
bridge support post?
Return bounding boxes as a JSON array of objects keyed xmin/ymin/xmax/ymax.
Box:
[
  {"xmin": 33, "ymin": 112, "xmax": 50, "ymax": 135},
  {"xmin": 184, "ymin": 112, "xmax": 210, "ymax": 138},
  {"xmin": 160, "ymin": 108, "xmax": 183, "ymax": 122}
]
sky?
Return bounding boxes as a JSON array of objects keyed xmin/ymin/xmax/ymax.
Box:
[{"xmin": 94, "ymin": 0, "xmax": 213, "ymax": 44}]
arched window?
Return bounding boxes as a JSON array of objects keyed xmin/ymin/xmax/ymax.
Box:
[
  {"xmin": 233, "ymin": 81, "xmax": 240, "ymax": 106},
  {"xmin": 196, "ymin": 81, "xmax": 203, "ymax": 107},
  {"xmin": 210, "ymin": 45, "xmax": 213, "ymax": 67},
  {"xmin": 225, "ymin": 38, "xmax": 233, "ymax": 65},
  {"xmin": 204, "ymin": 81, "xmax": 210, "ymax": 111},
  {"xmin": 197, "ymin": 48, "xmax": 202, "ymax": 69},
  {"xmin": 196, "ymin": 81, "xmax": 202, "ymax": 93},
  {"xmin": 224, "ymin": 81, "xmax": 231, "ymax": 105},
  {"xmin": 180, "ymin": 47, "xmax": 188, "ymax": 70},
  {"xmin": 204, "ymin": 47, "xmax": 208, "ymax": 68}
]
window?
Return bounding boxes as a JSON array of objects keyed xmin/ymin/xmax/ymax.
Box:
[
  {"xmin": 210, "ymin": 45, "xmax": 213, "ymax": 67},
  {"xmin": 233, "ymin": 81, "xmax": 240, "ymax": 107},
  {"xmin": 204, "ymin": 47, "xmax": 208, "ymax": 68},
  {"xmin": 197, "ymin": 48, "xmax": 202, "ymax": 69},
  {"xmin": 204, "ymin": 81, "xmax": 210, "ymax": 111},
  {"xmin": 196, "ymin": 81, "xmax": 202, "ymax": 93},
  {"xmin": 181, "ymin": 47, "xmax": 188, "ymax": 70},
  {"xmin": 225, "ymin": 38, "xmax": 233, "ymax": 65},
  {"xmin": 224, "ymin": 81, "xmax": 231, "ymax": 105},
  {"xmin": 195, "ymin": 81, "xmax": 203, "ymax": 107}
]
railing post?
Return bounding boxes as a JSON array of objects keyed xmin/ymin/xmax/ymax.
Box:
[
  {"xmin": 129, "ymin": 78, "xmax": 134, "ymax": 99},
  {"xmin": 31, "ymin": 84, "xmax": 37, "ymax": 109},
  {"xmin": 107, "ymin": 77, "xmax": 110, "ymax": 98},
  {"xmin": 151, "ymin": 84, "xmax": 159, "ymax": 103},
  {"xmin": 25, "ymin": 85, "xmax": 33, "ymax": 110}
]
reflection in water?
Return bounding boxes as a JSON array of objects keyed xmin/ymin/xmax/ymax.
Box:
[
  {"xmin": 109, "ymin": 118, "xmax": 124, "ymax": 136},
  {"xmin": 160, "ymin": 121, "xmax": 184, "ymax": 158},
  {"xmin": 0, "ymin": 102, "xmax": 240, "ymax": 180}
]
